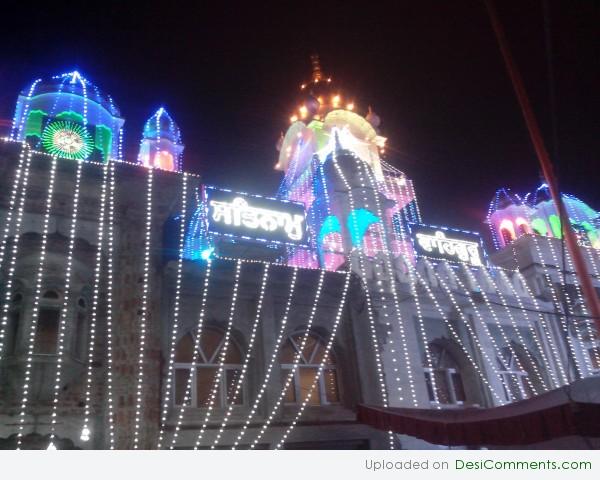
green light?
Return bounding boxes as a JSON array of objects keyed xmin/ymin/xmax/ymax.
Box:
[{"xmin": 41, "ymin": 120, "xmax": 93, "ymax": 160}]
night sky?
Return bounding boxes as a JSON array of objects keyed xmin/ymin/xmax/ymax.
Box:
[{"xmin": 0, "ymin": 1, "xmax": 598, "ymax": 245}]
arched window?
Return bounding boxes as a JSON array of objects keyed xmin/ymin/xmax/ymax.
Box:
[
  {"xmin": 6, "ymin": 292, "xmax": 23, "ymax": 356},
  {"xmin": 173, "ymin": 328, "xmax": 244, "ymax": 408},
  {"xmin": 35, "ymin": 290, "xmax": 61, "ymax": 354},
  {"xmin": 423, "ymin": 343, "xmax": 466, "ymax": 405},
  {"xmin": 496, "ymin": 346, "xmax": 533, "ymax": 402},
  {"xmin": 280, "ymin": 332, "xmax": 339, "ymax": 406}
]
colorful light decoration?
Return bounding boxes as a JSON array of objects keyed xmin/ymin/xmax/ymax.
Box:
[
  {"xmin": 12, "ymin": 71, "xmax": 124, "ymax": 162},
  {"xmin": 41, "ymin": 120, "xmax": 93, "ymax": 160}
]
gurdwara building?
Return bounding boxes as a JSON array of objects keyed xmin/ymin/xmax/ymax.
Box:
[{"xmin": 0, "ymin": 59, "xmax": 598, "ymax": 450}]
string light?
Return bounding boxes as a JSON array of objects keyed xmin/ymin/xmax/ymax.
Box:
[
  {"xmin": 157, "ymin": 173, "xmax": 189, "ymax": 449},
  {"xmin": 48, "ymin": 159, "xmax": 84, "ymax": 446},
  {"xmin": 0, "ymin": 146, "xmax": 31, "ymax": 357},
  {"xmin": 80, "ymin": 161, "xmax": 110, "ymax": 444},
  {"xmin": 16, "ymin": 156, "xmax": 58, "ymax": 449},
  {"xmin": 527, "ymin": 232, "xmax": 584, "ymax": 378},
  {"xmin": 232, "ymin": 267, "xmax": 298, "ymax": 449},
  {"xmin": 248, "ymin": 270, "xmax": 325, "ymax": 447},
  {"xmin": 194, "ymin": 260, "xmax": 243, "ymax": 448},
  {"xmin": 481, "ymin": 268, "xmax": 548, "ymax": 393},
  {"xmin": 411, "ymin": 264, "xmax": 505, "ymax": 404},
  {"xmin": 168, "ymin": 259, "xmax": 213, "ymax": 449},
  {"xmin": 133, "ymin": 167, "xmax": 154, "ymax": 449},
  {"xmin": 274, "ymin": 271, "xmax": 351, "ymax": 449},
  {"xmin": 334, "ymin": 143, "xmax": 417, "ymax": 406},
  {"xmin": 210, "ymin": 263, "xmax": 271, "ymax": 449},
  {"xmin": 104, "ymin": 160, "xmax": 117, "ymax": 448}
]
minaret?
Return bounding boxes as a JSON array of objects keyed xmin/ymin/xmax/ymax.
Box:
[{"xmin": 137, "ymin": 107, "xmax": 184, "ymax": 172}]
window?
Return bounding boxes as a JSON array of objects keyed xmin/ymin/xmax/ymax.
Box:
[
  {"xmin": 423, "ymin": 343, "xmax": 466, "ymax": 405},
  {"xmin": 34, "ymin": 290, "xmax": 61, "ymax": 354},
  {"xmin": 173, "ymin": 328, "xmax": 244, "ymax": 408},
  {"xmin": 496, "ymin": 346, "xmax": 533, "ymax": 402},
  {"xmin": 500, "ymin": 228, "xmax": 514, "ymax": 246},
  {"xmin": 280, "ymin": 332, "xmax": 340, "ymax": 406}
]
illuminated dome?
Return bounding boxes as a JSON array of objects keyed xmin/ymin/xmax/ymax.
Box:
[
  {"xmin": 137, "ymin": 107, "xmax": 184, "ymax": 172},
  {"xmin": 11, "ymin": 71, "xmax": 124, "ymax": 162}
]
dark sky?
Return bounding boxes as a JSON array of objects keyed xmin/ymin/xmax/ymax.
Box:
[{"xmin": 0, "ymin": 1, "xmax": 598, "ymax": 241}]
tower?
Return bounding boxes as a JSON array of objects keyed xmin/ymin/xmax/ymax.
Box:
[{"xmin": 137, "ymin": 107, "xmax": 184, "ymax": 172}]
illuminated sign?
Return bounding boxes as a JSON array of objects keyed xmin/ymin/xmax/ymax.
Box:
[
  {"xmin": 408, "ymin": 223, "xmax": 485, "ymax": 266},
  {"xmin": 205, "ymin": 186, "xmax": 308, "ymax": 246}
]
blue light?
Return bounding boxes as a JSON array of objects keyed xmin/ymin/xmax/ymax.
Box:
[{"xmin": 200, "ymin": 247, "xmax": 214, "ymax": 260}]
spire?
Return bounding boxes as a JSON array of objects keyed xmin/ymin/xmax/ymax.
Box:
[{"xmin": 310, "ymin": 54, "xmax": 322, "ymax": 82}]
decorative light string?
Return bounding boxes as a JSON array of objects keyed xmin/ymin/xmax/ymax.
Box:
[
  {"xmin": 169, "ymin": 260, "xmax": 213, "ymax": 449},
  {"xmin": 210, "ymin": 263, "xmax": 271, "ymax": 449},
  {"xmin": 16, "ymin": 156, "xmax": 58, "ymax": 449},
  {"xmin": 336, "ymin": 144, "xmax": 417, "ymax": 406},
  {"xmin": 232, "ymin": 267, "xmax": 298, "ymax": 449},
  {"xmin": 527, "ymin": 231, "xmax": 583, "ymax": 378},
  {"xmin": 495, "ymin": 267, "xmax": 557, "ymax": 389},
  {"xmin": 482, "ymin": 269, "xmax": 548, "ymax": 392},
  {"xmin": 133, "ymin": 167, "xmax": 154, "ymax": 449},
  {"xmin": 462, "ymin": 267, "xmax": 538, "ymax": 398},
  {"xmin": 248, "ymin": 270, "xmax": 326, "ymax": 447},
  {"xmin": 412, "ymin": 263, "xmax": 505, "ymax": 404},
  {"xmin": 80, "ymin": 161, "xmax": 109, "ymax": 444},
  {"xmin": 0, "ymin": 147, "xmax": 31, "ymax": 357},
  {"xmin": 0, "ymin": 144, "xmax": 26, "ymax": 272},
  {"xmin": 48, "ymin": 159, "xmax": 84, "ymax": 446},
  {"xmin": 104, "ymin": 160, "xmax": 117, "ymax": 448},
  {"xmin": 317, "ymin": 143, "xmax": 394, "ymax": 447},
  {"xmin": 506, "ymin": 246, "xmax": 568, "ymax": 386},
  {"xmin": 193, "ymin": 260, "xmax": 243, "ymax": 448},
  {"xmin": 559, "ymin": 241, "xmax": 600, "ymax": 369},
  {"xmin": 274, "ymin": 271, "xmax": 351, "ymax": 449},
  {"xmin": 538, "ymin": 232, "xmax": 591, "ymax": 375},
  {"xmin": 157, "ymin": 173, "xmax": 189, "ymax": 449}
]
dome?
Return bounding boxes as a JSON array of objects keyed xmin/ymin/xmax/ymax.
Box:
[
  {"xmin": 141, "ymin": 107, "xmax": 182, "ymax": 145},
  {"xmin": 137, "ymin": 107, "xmax": 184, "ymax": 172},
  {"xmin": 11, "ymin": 70, "xmax": 124, "ymax": 162}
]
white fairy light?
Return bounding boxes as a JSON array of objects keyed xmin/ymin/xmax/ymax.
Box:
[
  {"xmin": 168, "ymin": 259, "xmax": 213, "ymax": 449},
  {"xmin": 16, "ymin": 156, "xmax": 58, "ymax": 448},
  {"xmin": 48, "ymin": 159, "xmax": 84, "ymax": 446},
  {"xmin": 210, "ymin": 263, "xmax": 271, "ymax": 449},
  {"xmin": 0, "ymin": 146, "xmax": 31, "ymax": 357},
  {"xmin": 507, "ymin": 243, "xmax": 568, "ymax": 385},
  {"xmin": 332, "ymin": 143, "xmax": 417, "ymax": 406},
  {"xmin": 0, "ymin": 144, "xmax": 26, "ymax": 272},
  {"xmin": 80, "ymin": 161, "xmax": 110, "ymax": 444},
  {"xmin": 461, "ymin": 266, "xmax": 539, "ymax": 397},
  {"xmin": 104, "ymin": 160, "xmax": 117, "ymax": 448},
  {"xmin": 527, "ymin": 232, "xmax": 584, "ymax": 377},
  {"xmin": 157, "ymin": 173, "xmax": 189, "ymax": 449},
  {"xmin": 133, "ymin": 167, "xmax": 154, "ymax": 449},
  {"xmin": 248, "ymin": 270, "xmax": 325, "ymax": 447},
  {"xmin": 274, "ymin": 271, "xmax": 351, "ymax": 449},
  {"xmin": 411, "ymin": 264, "xmax": 505, "ymax": 404},
  {"xmin": 495, "ymin": 267, "xmax": 557, "ymax": 388},
  {"xmin": 481, "ymin": 268, "xmax": 548, "ymax": 392},
  {"xmin": 232, "ymin": 267, "xmax": 298, "ymax": 449},
  {"xmin": 194, "ymin": 260, "xmax": 243, "ymax": 448}
]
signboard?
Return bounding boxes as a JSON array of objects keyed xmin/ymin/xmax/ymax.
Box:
[
  {"xmin": 408, "ymin": 223, "xmax": 485, "ymax": 266},
  {"xmin": 204, "ymin": 186, "xmax": 309, "ymax": 246}
]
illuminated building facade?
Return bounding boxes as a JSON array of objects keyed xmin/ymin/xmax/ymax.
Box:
[{"xmin": 0, "ymin": 61, "xmax": 599, "ymax": 450}]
